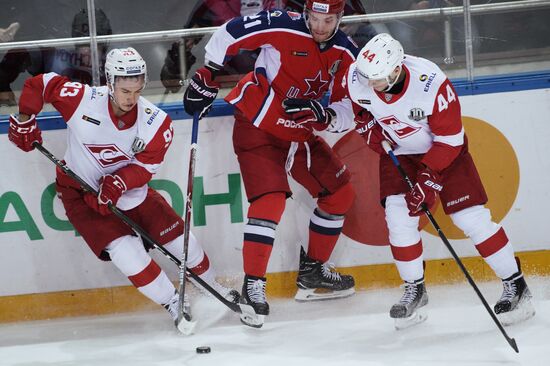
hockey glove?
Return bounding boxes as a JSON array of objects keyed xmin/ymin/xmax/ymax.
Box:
[
  {"xmin": 8, "ymin": 114, "xmax": 42, "ymax": 152},
  {"xmin": 405, "ymin": 167, "xmax": 443, "ymax": 216},
  {"xmin": 183, "ymin": 66, "xmax": 220, "ymax": 119},
  {"xmin": 354, "ymin": 110, "xmax": 394, "ymax": 155},
  {"xmin": 283, "ymin": 98, "xmax": 332, "ymax": 131},
  {"xmin": 96, "ymin": 174, "xmax": 127, "ymax": 214}
]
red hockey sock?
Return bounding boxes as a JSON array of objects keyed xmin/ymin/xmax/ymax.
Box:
[{"xmin": 243, "ymin": 192, "xmax": 286, "ymax": 277}]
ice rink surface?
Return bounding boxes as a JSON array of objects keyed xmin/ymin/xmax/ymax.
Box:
[{"xmin": 1, "ymin": 277, "xmax": 548, "ymax": 366}]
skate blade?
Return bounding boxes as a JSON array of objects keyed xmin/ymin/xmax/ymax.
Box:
[
  {"xmin": 176, "ymin": 315, "xmax": 197, "ymax": 335},
  {"xmin": 394, "ymin": 309, "xmax": 428, "ymax": 330},
  {"xmin": 497, "ymin": 297, "xmax": 536, "ymax": 326},
  {"xmin": 294, "ymin": 287, "xmax": 355, "ymax": 302},
  {"xmin": 239, "ymin": 304, "xmax": 265, "ymax": 328}
]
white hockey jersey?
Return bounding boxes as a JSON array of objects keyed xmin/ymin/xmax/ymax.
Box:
[
  {"xmin": 338, "ymin": 55, "xmax": 465, "ymax": 172},
  {"xmin": 19, "ymin": 72, "xmax": 173, "ymax": 210}
]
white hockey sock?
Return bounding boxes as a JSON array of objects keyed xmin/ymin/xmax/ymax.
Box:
[{"xmin": 106, "ymin": 235, "xmax": 175, "ymax": 305}]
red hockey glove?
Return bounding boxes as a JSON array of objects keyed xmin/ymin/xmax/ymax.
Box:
[
  {"xmin": 354, "ymin": 111, "xmax": 394, "ymax": 155},
  {"xmin": 8, "ymin": 114, "xmax": 42, "ymax": 152},
  {"xmin": 97, "ymin": 174, "xmax": 127, "ymax": 212},
  {"xmin": 405, "ymin": 168, "xmax": 443, "ymax": 216},
  {"xmin": 83, "ymin": 192, "xmax": 111, "ymax": 216},
  {"xmin": 183, "ymin": 66, "xmax": 220, "ymax": 119},
  {"xmin": 283, "ymin": 98, "xmax": 332, "ymax": 131}
]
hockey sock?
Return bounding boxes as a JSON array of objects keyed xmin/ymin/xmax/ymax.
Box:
[
  {"xmin": 243, "ymin": 192, "xmax": 286, "ymax": 277},
  {"xmin": 450, "ymin": 205, "xmax": 519, "ymax": 278},
  {"xmin": 307, "ymin": 183, "xmax": 354, "ymax": 262},
  {"xmin": 307, "ymin": 208, "xmax": 344, "ymax": 262},
  {"xmin": 106, "ymin": 235, "xmax": 175, "ymax": 305}
]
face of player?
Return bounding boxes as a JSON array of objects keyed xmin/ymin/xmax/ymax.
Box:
[
  {"xmin": 307, "ymin": 11, "xmax": 340, "ymax": 43},
  {"xmin": 109, "ymin": 75, "xmax": 145, "ymax": 116},
  {"xmin": 368, "ymin": 67, "xmax": 402, "ymax": 92}
]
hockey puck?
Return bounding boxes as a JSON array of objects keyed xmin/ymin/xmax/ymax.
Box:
[{"xmin": 196, "ymin": 346, "xmax": 211, "ymax": 354}]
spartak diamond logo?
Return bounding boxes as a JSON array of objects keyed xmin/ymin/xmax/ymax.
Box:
[{"xmin": 84, "ymin": 144, "xmax": 131, "ymax": 167}]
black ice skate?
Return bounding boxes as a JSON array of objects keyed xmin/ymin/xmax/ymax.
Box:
[
  {"xmin": 163, "ymin": 290, "xmax": 196, "ymax": 335},
  {"xmin": 494, "ymin": 271, "xmax": 535, "ymax": 326},
  {"xmin": 239, "ymin": 274, "xmax": 269, "ymax": 328},
  {"xmin": 390, "ymin": 277, "xmax": 428, "ymax": 330},
  {"xmin": 295, "ymin": 247, "xmax": 355, "ymax": 302}
]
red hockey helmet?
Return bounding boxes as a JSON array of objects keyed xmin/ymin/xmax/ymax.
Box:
[{"xmin": 305, "ymin": 0, "xmax": 345, "ymax": 15}]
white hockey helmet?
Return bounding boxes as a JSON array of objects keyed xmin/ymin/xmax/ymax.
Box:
[
  {"xmin": 104, "ymin": 47, "xmax": 147, "ymax": 88},
  {"xmin": 356, "ymin": 33, "xmax": 404, "ymax": 82}
]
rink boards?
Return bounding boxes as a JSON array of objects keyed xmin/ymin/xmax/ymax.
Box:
[{"xmin": 1, "ymin": 85, "xmax": 549, "ymax": 322}]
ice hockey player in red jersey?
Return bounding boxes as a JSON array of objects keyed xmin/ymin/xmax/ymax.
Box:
[
  {"xmin": 8, "ymin": 47, "xmax": 239, "ymax": 334},
  {"xmin": 336, "ymin": 33, "xmax": 534, "ymax": 328},
  {"xmin": 183, "ymin": 0, "xmax": 359, "ymax": 328}
]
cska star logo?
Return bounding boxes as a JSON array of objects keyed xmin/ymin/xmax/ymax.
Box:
[
  {"xmin": 303, "ymin": 71, "xmax": 328, "ymax": 97},
  {"xmin": 378, "ymin": 115, "xmax": 421, "ymax": 139},
  {"xmin": 84, "ymin": 144, "xmax": 131, "ymax": 167}
]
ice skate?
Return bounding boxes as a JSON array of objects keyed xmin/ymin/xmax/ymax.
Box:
[
  {"xmin": 494, "ymin": 271, "xmax": 535, "ymax": 326},
  {"xmin": 239, "ymin": 275, "xmax": 269, "ymax": 328},
  {"xmin": 295, "ymin": 247, "xmax": 355, "ymax": 302},
  {"xmin": 162, "ymin": 290, "xmax": 196, "ymax": 335},
  {"xmin": 390, "ymin": 278, "xmax": 428, "ymax": 330}
]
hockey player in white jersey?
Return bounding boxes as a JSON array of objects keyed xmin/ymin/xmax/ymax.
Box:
[
  {"xmin": 332, "ymin": 33, "xmax": 534, "ymax": 328},
  {"xmin": 8, "ymin": 47, "xmax": 238, "ymax": 334}
]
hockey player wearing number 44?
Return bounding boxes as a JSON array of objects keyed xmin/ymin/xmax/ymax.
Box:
[
  {"xmin": 183, "ymin": 0, "xmax": 360, "ymax": 328},
  {"xmin": 331, "ymin": 33, "xmax": 534, "ymax": 329},
  {"xmin": 8, "ymin": 47, "xmax": 239, "ymax": 334}
]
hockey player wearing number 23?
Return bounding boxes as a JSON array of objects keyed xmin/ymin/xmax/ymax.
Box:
[
  {"xmin": 8, "ymin": 47, "xmax": 239, "ymax": 332},
  {"xmin": 183, "ymin": 0, "xmax": 359, "ymax": 328},
  {"xmin": 335, "ymin": 33, "xmax": 535, "ymax": 329}
]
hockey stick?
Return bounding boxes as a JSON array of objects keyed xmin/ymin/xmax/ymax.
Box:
[
  {"xmin": 381, "ymin": 141, "xmax": 519, "ymax": 353},
  {"xmin": 177, "ymin": 112, "xmax": 199, "ymax": 328},
  {"xmin": 32, "ymin": 141, "xmax": 244, "ymax": 314}
]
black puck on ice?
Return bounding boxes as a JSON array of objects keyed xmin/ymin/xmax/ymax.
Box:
[{"xmin": 196, "ymin": 346, "xmax": 211, "ymax": 354}]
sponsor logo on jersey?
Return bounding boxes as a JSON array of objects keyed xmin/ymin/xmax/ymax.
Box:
[
  {"xmin": 82, "ymin": 115, "xmax": 101, "ymax": 125},
  {"xmin": 292, "ymin": 51, "xmax": 308, "ymax": 57},
  {"xmin": 446, "ymin": 195, "xmax": 470, "ymax": 207},
  {"xmin": 145, "ymin": 108, "xmax": 152, "ymax": 114},
  {"xmin": 423, "ymin": 72, "xmax": 437, "ymax": 92},
  {"xmin": 419, "ymin": 74, "xmax": 428, "ymax": 82},
  {"xmin": 329, "ymin": 60, "xmax": 341, "ymax": 77},
  {"xmin": 357, "ymin": 99, "xmax": 371, "ymax": 105},
  {"xmin": 276, "ymin": 118, "xmax": 306, "ymax": 129},
  {"xmin": 84, "ymin": 144, "xmax": 131, "ymax": 167},
  {"xmin": 378, "ymin": 115, "xmax": 421, "ymax": 139},
  {"xmin": 408, "ymin": 108, "xmax": 425, "ymax": 121},
  {"xmin": 384, "ymin": 94, "xmax": 392, "ymax": 102},
  {"xmin": 312, "ymin": 2, "xmax": 330, "ymax": 13},
  {"xmin": 270, "ymin": 10, "xmax": 283, "ymax": 17},
  {"xmin": 90, "ymin": 88, "xmax": 98, "ymax": 100},
  {"xmin": 146, "ymin": 108, "xmax": 160, "ymax": 125}
]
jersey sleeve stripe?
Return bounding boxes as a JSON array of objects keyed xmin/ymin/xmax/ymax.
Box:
[{"xmin": 433, "ymin": 127, "xmax": 464, "ymax": 146}]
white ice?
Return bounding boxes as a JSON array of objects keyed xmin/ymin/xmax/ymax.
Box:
[{"xmin": 1, "ymin": 277, "xmax": 548, "ymax": 366}]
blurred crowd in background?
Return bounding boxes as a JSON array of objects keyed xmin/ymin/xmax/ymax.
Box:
[{"xmin": 1, "ymin": 0, "xmax": 549, "ymax": 108}]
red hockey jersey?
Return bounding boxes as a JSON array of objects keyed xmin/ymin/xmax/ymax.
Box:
[{"xmin": 205, "ymin": 10, "xmax": 359, "ymax": 142}]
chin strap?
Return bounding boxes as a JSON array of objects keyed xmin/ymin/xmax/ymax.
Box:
[{"xmin": 383, "ymin": 65, "xmax": 403, "ymax": 92}]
